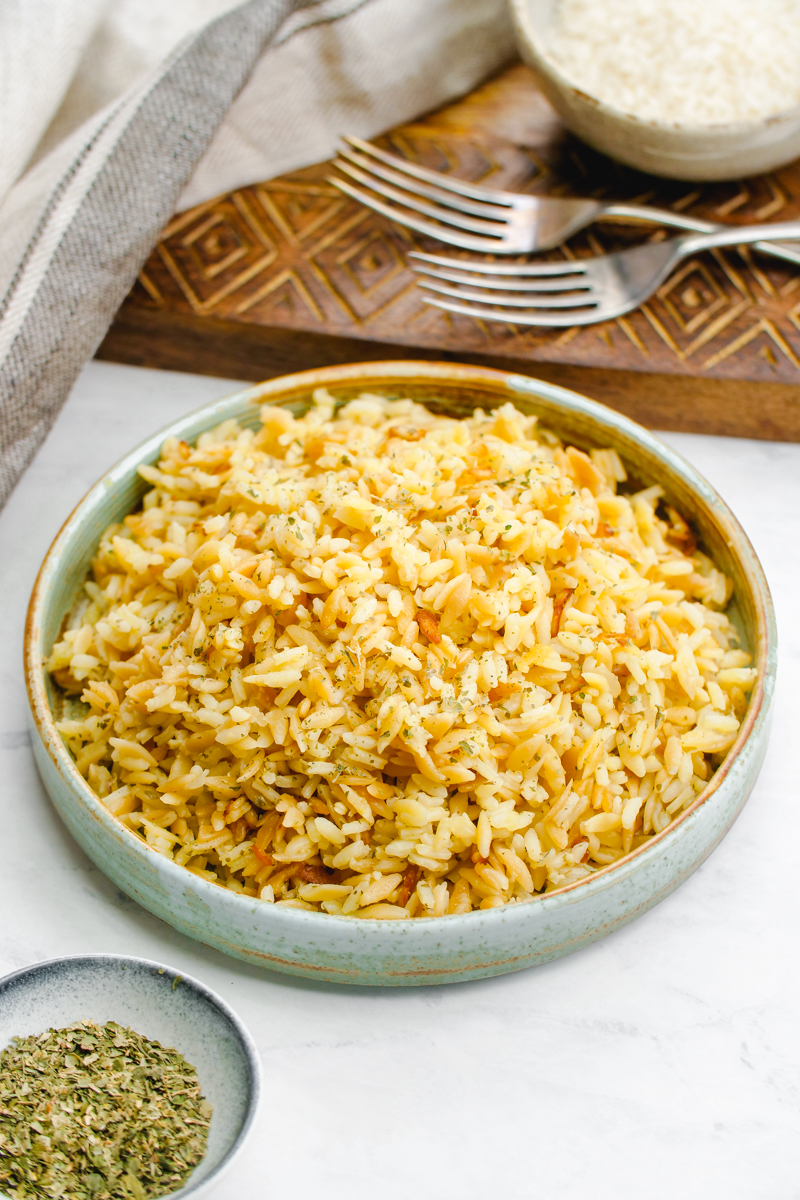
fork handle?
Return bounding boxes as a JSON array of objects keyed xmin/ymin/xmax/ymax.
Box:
[
  {"xmin": 599, "ymin": 202, "xmax": 722, "ymax": 234},
  {"xmin": 598, "ymin": 203, "xmax": 800, "ymax": 267},
  {"xmin": 679, "ymin": 220, "xmax": 800, "ymax": 256}
]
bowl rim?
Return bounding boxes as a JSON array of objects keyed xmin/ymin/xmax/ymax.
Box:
[
  {"xmin": 508, "ymin": 0, "xmax": 800, "ymax": 135},
  {"xmin": 0, "ymin": 953, "xmax": 261, "ymax": 1198},
  {"xmin": 24, "ymin": 359, "xmax": 776, "ymax": 935}
]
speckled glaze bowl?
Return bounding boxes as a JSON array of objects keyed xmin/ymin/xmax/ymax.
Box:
[
  {"xmin": 0, "ymin": 955, "xmax": 260, "ymax": 1197},
  {"xmin": 25, "ymin": 362, "xmax": 776, "ymax": 986},
  {"xmin": 510, "ymin": 0, "xmax": 800, "ymax": 180}
]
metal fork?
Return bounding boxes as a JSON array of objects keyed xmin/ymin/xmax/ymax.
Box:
[
  {"xmin": 330, "ymin": 136, "xmax": 800, "ymax": 267},
  {"xmin": 409, "ymin": 221, "xmax": 800, "ymax": 327}
]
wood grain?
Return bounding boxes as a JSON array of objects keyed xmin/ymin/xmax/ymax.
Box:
[{"xmin": 98, "ymin": 63, "xmax": 800, "ymax": 440}]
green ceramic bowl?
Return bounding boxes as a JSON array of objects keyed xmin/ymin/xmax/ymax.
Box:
[{"xmin": 25, "ymin": 362, "xmax": 776, "ymax": 986}]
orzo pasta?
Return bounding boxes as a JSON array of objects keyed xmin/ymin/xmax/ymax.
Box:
[{"xmin": 48, "ymin": 392, "xmax": 756, "ymax": 919}]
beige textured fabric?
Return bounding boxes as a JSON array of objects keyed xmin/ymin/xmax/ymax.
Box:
[
  {"xmin": 0, "ymin": 0, "xmax": 514, "ymax": 289},
  {"xmin": 0, "ymin": 0, "xmax": 311, "ymax": 507},
  {"xmin": 180, "ymin": 0, "xmax": 516, "ymax": 211},
  {"xmin": 0, "ymin": 0, "xmax": 514, "ymax": 509},
  {"xmin": 1, "ymin": 0, "xmax": 111, "ymax": 208}
]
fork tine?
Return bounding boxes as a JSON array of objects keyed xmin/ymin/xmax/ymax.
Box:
[
  {"xmin": 338, "ymin": 147, "xmax": 514, "ymax": 220},
  {"xmin": 327, "ymin": 176, "xmax": 509, "ymax": 253},
  {"xmin": 333, "ymin": 160, "xmax": 508, "ymax": 237},
  {"xmin": 418, "ymin": 280, "xmax": 595, "ymax": 309},
  {"xmin": 344, "ymin": 135, "xmax": 521, "ymax": 206},
  {"xmin": 410, "ymin": 251, "xmax": 587, "ymax": 277},
  {"xmin": 412, "ymin": 264, "xmax": 590, "ymax": 291},
  {"xmin": 422, "ymin": 294, "xmax": 594, "ymax": 328}
]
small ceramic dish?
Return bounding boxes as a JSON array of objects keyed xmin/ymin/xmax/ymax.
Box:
[
  {"xmin": 0, "ymin": 955, "xmax": 260, "ymax": 1198},
  {"xmin": 509, "ymin": 0, "xmax": 800, "ymax": 180},
  {"xmin": 24, "ymin": 361, "xmax": 776, "ymax": 986}
]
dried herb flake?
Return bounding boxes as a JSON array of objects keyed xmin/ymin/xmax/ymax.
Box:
[{"xmin": 0, "ymin": 1020, "xmax": 211, "ymax": 1199}]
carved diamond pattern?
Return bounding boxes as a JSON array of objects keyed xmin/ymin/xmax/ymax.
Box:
[
  {"xmin": 338, "ymin": 231, "xmax": 405, "ymax": 296},
  {"xmin": 658, "ymin": 260, "xmax": 731, "ymax": 335},
  {"xmin": 234, "ymin": 270, "xmax": 324, "ymax": 322},
  {"xmin": 310, "ymin": 213, "xmax": 417, "ymax": 322},
  {"xmin": 157, "ymin": 196, "xmax": 278, "ymax": 313},
  {"xmin": 182, "ymin": 214, "xmax": 249, "ymax": 279},
  {"xmin": 256, "ymin": 184, "xmax": 347, "ymax": 244}
]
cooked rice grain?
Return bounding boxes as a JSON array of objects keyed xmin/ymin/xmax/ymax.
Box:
[{"xmin": 48, "ymin": 392, "xmax": 756, "ymax": 918}]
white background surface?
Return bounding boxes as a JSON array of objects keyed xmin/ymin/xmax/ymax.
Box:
[{"xmin": 1, "ymin": 360, "xmax": 798, "ymax": 1200}]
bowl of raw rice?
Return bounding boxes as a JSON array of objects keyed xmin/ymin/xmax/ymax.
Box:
[
  {"xmin": 510, "ymin": 0, "xmax": 800, "ymax": 180},
  {"xmin": 25, "ymin": 361, "xmax": 775, "ymax": 986}
]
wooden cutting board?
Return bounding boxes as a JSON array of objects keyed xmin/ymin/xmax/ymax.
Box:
[{"xmin": 98, "ymin": 63, "xmax": 800, "ymax": 441}]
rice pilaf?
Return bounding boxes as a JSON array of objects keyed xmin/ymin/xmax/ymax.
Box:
[{"xmin": 48, "ymin": 391, "xmax": 756, "ymax": 919}]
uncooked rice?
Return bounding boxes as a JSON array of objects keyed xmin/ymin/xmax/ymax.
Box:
[
  {"xmin": 544, "ymin": 0, "xmax": 800, "ymax": 126},
  {"xmin": 49, "ymin": 392, "xmax": 756, "ymax": 919}
]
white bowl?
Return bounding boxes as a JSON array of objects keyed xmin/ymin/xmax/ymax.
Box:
[
  {"xmin": 509, "ymin": 0, "xmax": 800, "ymax": 180},
  {"xmin": 0, "ymin": 956, "xmax": 260, "ymax": 1198}
]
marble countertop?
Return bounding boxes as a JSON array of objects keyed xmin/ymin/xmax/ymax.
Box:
[{"xmin": 1, "ymin": 361, "xmax": 797, "ymax": 1199}]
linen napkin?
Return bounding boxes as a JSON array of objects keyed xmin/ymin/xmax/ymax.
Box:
[{"xmin": 0, "ymin": 0, "xmax": 514, "ymax": 508}]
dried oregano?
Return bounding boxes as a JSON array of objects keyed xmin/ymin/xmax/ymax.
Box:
[{"xmin": 0, "ymin": 1020, "xmax": 211, "ymax": 1199}]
